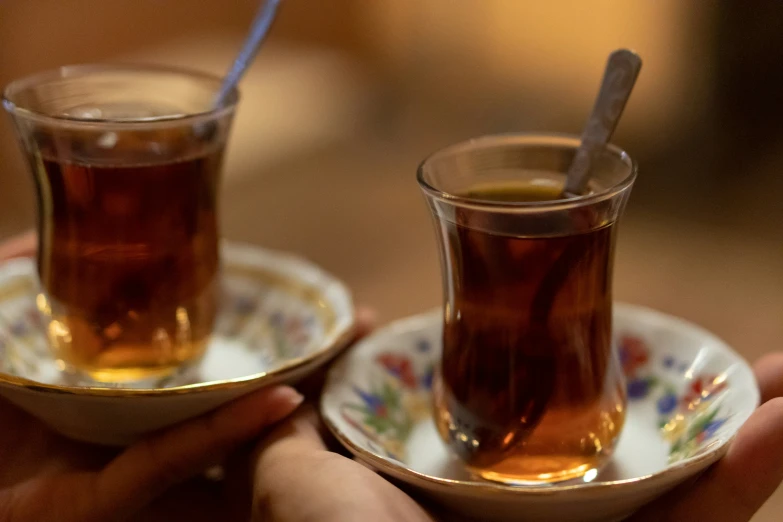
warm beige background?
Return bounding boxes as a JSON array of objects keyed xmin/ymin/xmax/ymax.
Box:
[{"xmin": 1, "ymin": 1, "xmax": 781, "ymax": 519}]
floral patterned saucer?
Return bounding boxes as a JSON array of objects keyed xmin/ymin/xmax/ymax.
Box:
[
  {"xmin": 0, "ymin": 242, "xmax": 355, "ymax": 445},
  {"xmin": 321, "ymin": 304, "xmax": 758, "ymax": 522}
]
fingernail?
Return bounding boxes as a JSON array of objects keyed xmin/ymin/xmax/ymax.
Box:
[{"xmin": 273, "ymin": 385, "xmax": 304, "ymax": 408}]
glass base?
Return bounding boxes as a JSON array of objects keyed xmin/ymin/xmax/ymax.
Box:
[
  {"xmin": 471, "ymin": 459, "xmax": 601, "ymax": 485},
  {"xmin": 56, "ymin": 354, "xmax": 203, "ymax": 387},
  {"xmin": 83, "ymin": 364, "xmax": 181, "ymax": 383}
]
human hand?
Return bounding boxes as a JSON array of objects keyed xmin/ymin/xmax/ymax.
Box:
[
  {"xmin": 0, "ymin": 231, "xmax": 304, "ymax": 522},
  {"xmin": 0, "ymin": 385, "xmax": 303, "ymax": 522},
  {"xmin": 252, "ymin": 406, "xmax": 435, "ymax": 522},
  {"xmin": 251, "ymin": 356, "xmax": 783, "ymax": 522}
]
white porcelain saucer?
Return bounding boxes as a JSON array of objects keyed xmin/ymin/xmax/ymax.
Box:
[
  {"xmin": 0, "ymin": 241, "xmax": 355, "ymax": 445},
  {"xmin": 321, "ymin": 305, "xmax": 759, "ymax": 522}
]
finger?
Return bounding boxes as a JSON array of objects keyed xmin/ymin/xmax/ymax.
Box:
[
  {"xmin": 632, "ymin": 397, "xmax": 783, "ymax": 522},
  {"xmin": 251, "ymin": 405, "xmax": 436, "ymax": 522},
  {"xmin": 0, "ymin": 230, "xmax": 36, "ymax": 260},
  {"xmin": 248, "ymin": 406, "xmax": 322, "ymax": 515},
  {"xmin": 257, "ymin": 403, "xmax": 366, "ymax": 474},
  {"xmin": 97, "ymin": 385, "xmax": 303, "ymax": 513},
  {"xmin": 251, "ymin": 466, "xmax": 436, "ymax": 522},
  {"xmin": 219, "ymin": 407, "xmax": 333, "ymax": 521},
  {"xmin": 354, "ymin": 306, "xmax": 378, "ymax": 340},
  {"xmin": 254, "ymin": 404, "xmax": 327, "ymax": 459},
  {"xmin": 754, "ymin": 352, "xmax": 783, "ymax": 403}
]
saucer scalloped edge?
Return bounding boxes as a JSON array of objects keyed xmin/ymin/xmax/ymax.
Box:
[
  {"xmin": 0, "ymin": 241, "xmax": 355, "ymax": 445},
  {"xmin": 321, "ymin": 304, "xmax": 759, "ymax": 522}
]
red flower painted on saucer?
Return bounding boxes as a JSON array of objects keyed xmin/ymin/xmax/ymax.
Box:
[
  {"xmin": 619, "ymin": 335, "xmax": 650, "ymax": 377},
  {"xmin": 681, "ymin": 374, "xmax": 728, "ymax": 408},
  {"xmin": 376, "ymin": 353, "xmax": 417, "ymax": 389}
]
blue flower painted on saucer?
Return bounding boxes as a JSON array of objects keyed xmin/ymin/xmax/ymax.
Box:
[
  {"xmin": 618, "ymin": 333, "xmax": 731, "ymax": 462},
  {"xmin": 341, "ymin": 381, "xmax": 410, "ymax": 461},
  {"xmin": 657, "ymin": 392, "xmax": 678, "ymax": 415},
  {"xmin": 353, "ymin": 385, "xmax": 388, "ymax": 417},
  {"xmin": 234, "ymin": 295, "xmax": 257, "ymax": 315},
  {"xmin": 339, "ymin": 346, "xmax": 436, "ymax": 461},
  {"xmin": 416, "ymin": 339, "xmax": 431, "ymax": 353}
]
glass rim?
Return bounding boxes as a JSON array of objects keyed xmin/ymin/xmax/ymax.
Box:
[
  {"xmin": 2, "ymin": 62, "xmax": 239, "ymax": 129},
  {"xmin": 416, "ymin": 132, "xmax": 637, "ymax": 212}
]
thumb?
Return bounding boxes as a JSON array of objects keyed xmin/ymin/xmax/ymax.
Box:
[
  {"xmin": 97, "ymin": 385, "xmax": 303, "ymax": 515},
  {"xmin": 253, "ymin": 404, "xmax": 328, "ymax": 462}
]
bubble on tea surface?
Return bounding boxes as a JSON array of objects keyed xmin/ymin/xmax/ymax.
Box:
[
  {"xmin": 97, "ymin": 132, "xmax": 118, "ymax": 149},
  {"xmin": 63, "ymin": 106, "xmax": 104, "ymax": 119},
  {"xmin": 61, "ymin": 101, "xmax": 185, "ymax": 121}
]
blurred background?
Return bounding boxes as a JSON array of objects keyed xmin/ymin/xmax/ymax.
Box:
[{"xmin": 0, "ymin": 0, "xmax": 781, "ymax": 517}]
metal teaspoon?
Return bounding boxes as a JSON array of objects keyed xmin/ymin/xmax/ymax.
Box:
[
  {"xmin": 213, "ymin": 0, "xmax": 282, "ymax": 108},
  {"xmin": 562, "ymin": 49, "xmax": 642, "ymax": 196}
]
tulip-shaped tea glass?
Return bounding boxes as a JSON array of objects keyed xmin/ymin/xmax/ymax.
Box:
[
  {"xmin": 418, "ymin": 133, "xmax": 636, "ymax": 484},
  {"xmin": 3, "ymin": 64, "xmax": 237, "ymax": 382}
]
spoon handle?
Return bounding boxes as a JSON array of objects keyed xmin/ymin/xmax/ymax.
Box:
[
  {"xmin": 214, "ymin": 0, "xmax": 282, "ymax": 108},
  {"xmin": 563, "ymin": 49, "xmax": 642, "ymax": 196}
]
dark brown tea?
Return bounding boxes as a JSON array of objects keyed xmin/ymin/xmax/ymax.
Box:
[
  {"xmin": 35, "ymin": 144, "xmax": 223, "ymax": 382},
  {"xmin": 432, "ymin": 182, "xmax": 626, "ymax": 483}
]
